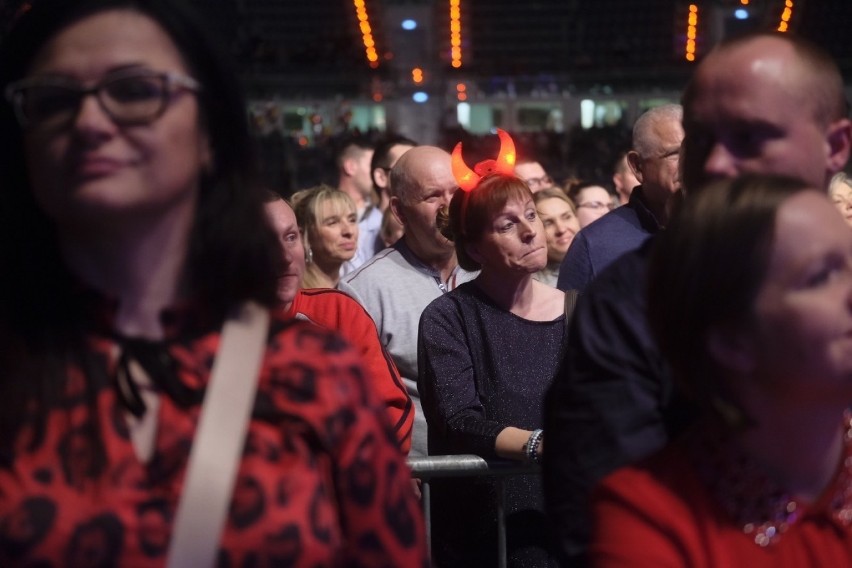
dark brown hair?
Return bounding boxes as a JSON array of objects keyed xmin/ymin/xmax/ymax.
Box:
[
  {"xmin": 0, "ymin": 0, "xmax": 279, "ymax": 460},
  {"xmin": 648, "ymin": 174, "xmax": 811, "ymax": 425}
]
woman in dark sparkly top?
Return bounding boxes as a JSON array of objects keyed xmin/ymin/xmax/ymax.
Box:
[
  {"xmin": 591, "ymin": 174, "xmax": 852, "ymax": 566},
  {"xmin": 418, "ymin": 131, "xmax": 565, "ymax": 567}
]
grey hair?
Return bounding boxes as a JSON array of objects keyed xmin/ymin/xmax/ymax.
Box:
[
  {"xmin": 829, "ymin": 172, "xmax": 852, "ymax": 194},
  {"xmin": 633, "ymin": 104, "xmax": 683, "ymax": 158}
]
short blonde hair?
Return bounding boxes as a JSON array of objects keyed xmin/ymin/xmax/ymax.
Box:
[
  {"xmin": 291, "ymin": 185, "xmax": 356, "ymax": 244},
  {"xmin": 533, "ymin": 187, "xmax": 577, "ymax": 214}
]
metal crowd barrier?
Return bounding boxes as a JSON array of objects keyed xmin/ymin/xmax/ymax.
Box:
[{"xmin": 407, "ymin": 455, "xmax": 540, "ymax": 568}]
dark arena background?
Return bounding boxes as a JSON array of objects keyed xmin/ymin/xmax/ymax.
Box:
[{"xmin": 3, "ymin": 0, "xmax": 851, "ymax": 193}]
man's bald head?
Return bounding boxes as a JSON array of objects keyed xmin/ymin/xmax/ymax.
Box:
[
  {"xmin": 681, "ymin": 32, "xmax": 851, "ymax": 191},
  {"xmin": 685, "ymin": 33, "xmax": 846, "ymax": 127},
  {"xmin": 391, "ymin": 146, "xmax": 454, "ymax": 204},
  {"xmin": 386, "ymin": 146, "xmax": 458, "ymax": 263}
]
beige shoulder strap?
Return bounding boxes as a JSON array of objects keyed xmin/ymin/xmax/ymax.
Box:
[{"xmin": 167, "ymin": 301, "xmax": 270, "ymax": 568}]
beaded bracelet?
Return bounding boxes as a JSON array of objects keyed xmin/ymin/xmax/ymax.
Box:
[{"xmin": 524, "ymin": 429, "xmax": 544, "ymax": 464}]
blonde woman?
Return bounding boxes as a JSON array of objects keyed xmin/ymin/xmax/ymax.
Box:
[
  {"xmin": 533, "ymin": 187, "xmax": 581, "ymax": 286},
  {"xmin": 292, "ymin": 185, "xmax": 359, "ymax": 288}
]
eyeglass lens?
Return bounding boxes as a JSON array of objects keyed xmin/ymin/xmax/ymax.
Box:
[
  {"xmin": 525, "ymin": 176, "xmax": 551, "ymax": 187},
  {"xmin": 578, "ymin": 201, "xmax": 612, "ymax": 210},
  {"xmin": 17, "ymin": 75, "xmax": 169, "ymax": 128}
]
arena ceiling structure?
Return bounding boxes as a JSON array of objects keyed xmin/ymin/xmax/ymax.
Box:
[
  {"xmin": 2, "ymin": 0, "xmax": 850, "ymax": 99},
  {"xmin": 217, "ymin": 0, "xmax": 852, "ymax": 99}
]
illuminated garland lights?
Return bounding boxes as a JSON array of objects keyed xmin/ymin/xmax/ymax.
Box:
[
  {"xmin": 685, "ymin": 4, "xmax": 698, "ymax": 62},
  {"xmin": 450, "ymin": 0, "xmax": 462, "ymax": 68},
  {"xmin": 778, "ymin": 0, "xmax": 794, "ymax": 32},
  {"xmin": 353, "ymin": 0, "xmax": 379, "ymax": 68}
]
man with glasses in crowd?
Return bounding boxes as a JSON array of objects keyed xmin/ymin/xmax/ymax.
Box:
[
  {"xmin": 515, "ymin": 157, "xmax": 554, "ymax": 193},
  {"xmin": 557, "ymin": 104, "xmax": 683, "ymax": 292}
]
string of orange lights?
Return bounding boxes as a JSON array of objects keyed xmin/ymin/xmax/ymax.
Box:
[
  {"xmin": 352, "ymin": 0, "xmax": 379, "ymax": 69},
  {"xmin": 682, "ymin": 0, "xmax": 798, "ymax": 62},
  {"xmin": 450, "ymin": 0, "xmax": 462, "ymax": 68},
  {"xmin": 778, "ymin": 0, "xmax": 794, "ymax": 32},
  {"xmin": 685, "ymin": 4, "xmax": 698, "ymax": 62}
]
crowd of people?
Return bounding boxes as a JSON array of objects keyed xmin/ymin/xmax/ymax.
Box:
[{"xmin": 1, "ymin": 0, "xmax": 852, "ymax": 567}]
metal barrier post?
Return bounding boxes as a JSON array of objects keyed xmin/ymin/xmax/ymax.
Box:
[
  {"xmin": 421, "ymin": 479, "xmax": 432, "ymax": 559},
  {"xmin": 408, "ymin": 455, "xmax": 539, "ymax": 567},
  {"xmin": 496, "ymin": 478, "xmax": 507, "ymax": 568}
]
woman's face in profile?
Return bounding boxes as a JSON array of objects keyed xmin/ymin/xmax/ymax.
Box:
[
  {"xmin": 536, "ymin": 197, "xmax": 580, "ymax": 264},
  {"xmin": 471, "ymin": 196, "xmax": 547, "ymax": 275},
  {"xmin": 310, "ymin": 199, "xmax": 358, "ymax": 265},
  {"xmin": 22, "ymin": 9, "xmax": 211, "ymax": 228},
  {"xmin": 744, "ymin": 191, "xmax": 852, "ymax": 401}
]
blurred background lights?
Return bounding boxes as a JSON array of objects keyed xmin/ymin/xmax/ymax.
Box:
[
  {"xmin": 685, "ymin": 4, "xmax": 698, "ymax": 62},
  {"xmin": 734, "ymin": 9, "xmax": 748, "ymax": 19},
  {"xmin": 353, "ymin": 0, "xmax": 379, "ymax": 68},
  {"xmin": 450, "ymin": 0, "xmax": 463, "ymax": 68},
  {"xmin": 412, "ymin": 92, "xmax": 429, "ymax": 103},
  {"xmin": 778, "ymin": 0, "xmax": 794, "ymax": 32},
  {"xmin": 457, "ymin": 102, "xmax": 470, "ymax": 128},
  {"xmin": 401, "ymin": 19, "xmax": 417, "ymax": 30},
  {"xmin": 580, "ymin": 99, "xmax": 595, "ymax": 129}
]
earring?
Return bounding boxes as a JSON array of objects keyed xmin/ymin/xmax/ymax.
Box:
[{"xmin": 306, "ymin": 246, "xmax": 313, "ymax": 264}]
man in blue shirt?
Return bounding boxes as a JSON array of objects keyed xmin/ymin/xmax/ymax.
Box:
[{"xmin": 557, "ymin": 104, "xmax": 683, "ymax": 293}]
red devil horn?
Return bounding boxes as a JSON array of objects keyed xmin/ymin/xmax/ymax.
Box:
[
  {"xmin": 452, "ymin": 142, "xmax": 480, "ymax": 192},
  {"xmin": 495, "ymin": 128, "xmax": 516, "ymax": 175}
]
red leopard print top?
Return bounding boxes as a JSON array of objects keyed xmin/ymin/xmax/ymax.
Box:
[{"xmin": 0, "ymin": 298, "xmax": 427, "ymax": 567}]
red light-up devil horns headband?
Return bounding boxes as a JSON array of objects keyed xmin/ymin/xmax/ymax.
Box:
[{"xmin": 451, "ymin": 128, "xmax": 517, "ymax": 192}]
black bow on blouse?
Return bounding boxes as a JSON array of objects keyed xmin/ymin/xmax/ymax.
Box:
[{"xmin": 113, "ymin": 338, "xmax": 199, "ymax": 417}]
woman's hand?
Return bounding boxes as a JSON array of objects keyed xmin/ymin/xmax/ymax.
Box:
[{"xmin": 495, "ymin": 426, "xmax": 543, "ymax": 462}]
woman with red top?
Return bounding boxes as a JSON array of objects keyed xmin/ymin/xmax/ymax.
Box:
[
  {"xmin": 591, "ymin": 175, "xmax": 852, "ymax": 567},
  {"xmin": 0, "ymin": 0, "xmax": 426, "ymax": 565}
]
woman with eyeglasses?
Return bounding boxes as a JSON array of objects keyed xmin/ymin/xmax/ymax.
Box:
[
  {"xmin": 566, "ymin": 180, "xmax": 617, "ymax": 228},
  {"xmin": 0, "ymin": 0, "xmax": 426, "ymax": 565}
]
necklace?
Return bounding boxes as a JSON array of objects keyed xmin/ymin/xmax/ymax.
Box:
[{"xmin": 689, "ymin": 412, "xmax": 852, "ymax": 547}]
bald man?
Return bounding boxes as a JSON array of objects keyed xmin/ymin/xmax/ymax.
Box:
[
  {"xmin": 681, "ymin": 33, "xmax": 850, "ymax": 190},
  {"xmin": 545, "ymin": 32, "xmax": 851, "ymax": 565},
  {"xmin": 339, "ymin": 146, "xmax": 478, "ymax": 457}
]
